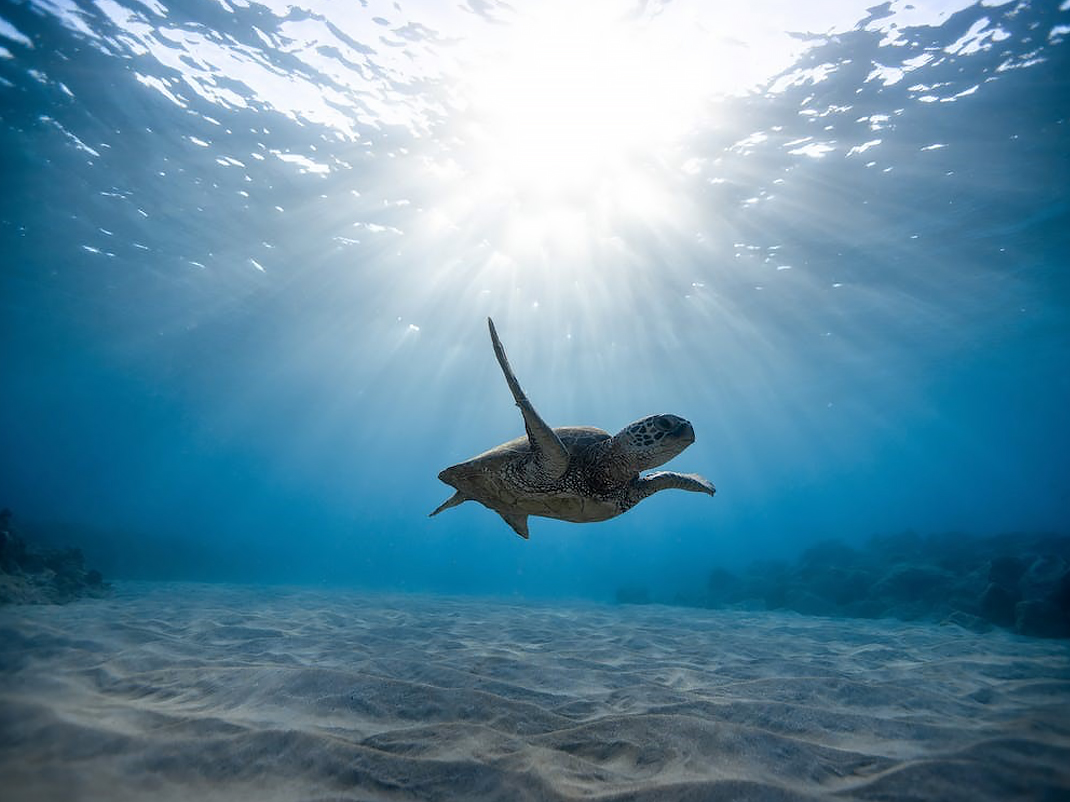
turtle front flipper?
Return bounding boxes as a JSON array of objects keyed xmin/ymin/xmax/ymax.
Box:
[
  {"xmin": 488, "ymin": 318, "xmax": 569, "ymax": 482},
  {"xmin": 622, "ymin": 471, "xmax": 716, "ymax": 512}
]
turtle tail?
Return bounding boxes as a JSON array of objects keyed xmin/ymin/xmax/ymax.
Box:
[{"xmin": 429, "ymin": 490, "xmax": 467, "ymax": 517}]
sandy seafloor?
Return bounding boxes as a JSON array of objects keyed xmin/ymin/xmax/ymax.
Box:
[{"xmin": 1, "ymin": 583, "xmax": 1069, "ymax": 802}]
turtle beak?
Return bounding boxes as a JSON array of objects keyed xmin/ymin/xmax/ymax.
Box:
[{"xmin": 675, "ymin": 421, "xmax": 695, "ymax": 445}]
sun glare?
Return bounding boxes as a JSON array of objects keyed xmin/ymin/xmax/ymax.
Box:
[
  {"xmin": 470, "ymin": 17, "xmax": 664, "ymax": 191},
  {"xmin": 454, "ymin": 3, "xmax": 715, "ymax": 239}
]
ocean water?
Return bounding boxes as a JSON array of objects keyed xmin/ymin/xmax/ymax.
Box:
[
  {"xmin": 1, "ymin": 2, "xmax": 1070, "ymax": 797},
  {"xmin": 2, "ymin": 0, "xmax": 1066, "ymax": 598}
]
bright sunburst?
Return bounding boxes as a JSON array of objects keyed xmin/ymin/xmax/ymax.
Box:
[
  {"xmin": 466, "ymin": 7, "xmax": 696, "ymax": 197},
  {"xmin": 441, "ymin": 1, "xmax": 721, "ymax": 261}
]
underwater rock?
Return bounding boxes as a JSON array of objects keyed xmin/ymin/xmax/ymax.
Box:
[
  {"xmin": 1050, "ymin": 570, "xmax": 1070, "ymax": 615},
  {"xmin": 0, "ymin": 511, "xmax": 28, "ymax": 572},
  {"xmin": 697, "ymin": 531, "xmax": 1070, "ymax": 638},
  {"xmin": 798, "ymin": 539, "xmax": 864, "ymax": 569},
  {"xmin": 979, "ymin": 582, "xmax": 1019, "ymax": 628},
  {"xmin": 1015, "ymin": 600, "xmax": 1070, "ymax": 639},
  {"xmin": 867, "ymin": 530, "xmax": 926, "ymax": 562},
  {"xmin": 988, "ymin": 555, "xmax": 1027, "ymax": 590},
  {"xmin": 796, "ymin": 563, "xmax": 874, "ymax": 607},
  {"xmin": 0, "ymin": 509, "xmax": 110, "ymax": 605},
  {"xmin": 872, "ymin": 564, "xmax": 955, "ymax": 604},
  {"xmin": 1019, "ymin": 554, "xmax": 1070, "ymax": 602}
]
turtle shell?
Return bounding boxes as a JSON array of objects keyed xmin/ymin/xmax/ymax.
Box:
[{"xmin": 438, "ymin": 426, "xmax": 617, "ymax": 521}]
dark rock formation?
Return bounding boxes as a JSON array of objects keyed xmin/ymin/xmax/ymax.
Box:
[
  {"xmin": 696, "ymin": 531, "xmax": 1070, "ymax": 638},
  {"xmin": 1019, "ymin": 555, "xmax": 1070, "ymax": 602},
  {"xmin": 988, "ymin": 555, "xmax": 1026, "ymax": 589},
  {"xmin": 0, "ymin": 509, "xmax": 110, "ymax": 605},
  {"xmin": 1015, "ymin": 600, "xmax": 1070, "ymax": 639},
  {"xmin": 979, "ymin": 582, "xmax": 1018, "ymax": 628},
  {"xmin": 873, "ymin": 564, "xmax": 955, "ymax": 604},
  {"xmin": 1052, "ymin": 570, "xmax": 1070, "ymax": 614}
]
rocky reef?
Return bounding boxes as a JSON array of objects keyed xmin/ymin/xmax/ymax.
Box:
[
  {"xmin": 0, "ymin": 509, "xmax": 109, "ymax": 605},
  {"xmin": 686, "ymin": 532, "xmax": 1070, "ymax": 638}
]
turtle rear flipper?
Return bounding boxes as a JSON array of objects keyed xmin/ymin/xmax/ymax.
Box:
[
  {"xmin": 430, "ymin": 490, "xmax": 467, "ymax": 517},
  {"xmin": 498, "ymin": 511, "xmax": 530, "ymax": 539},
  {"xmin": 488, "ymin": 318, "xmax": 570, "ymax": 482}
]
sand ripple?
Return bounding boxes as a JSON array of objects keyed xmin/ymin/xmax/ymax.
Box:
[{"xmin": 1, "ymin": 583, "xmax": 1068, "ymax": 801}]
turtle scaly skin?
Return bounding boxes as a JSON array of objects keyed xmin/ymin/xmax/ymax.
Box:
[{"xmin": 430, "ymin": 319, "xmax": 715, "ymax": 539}]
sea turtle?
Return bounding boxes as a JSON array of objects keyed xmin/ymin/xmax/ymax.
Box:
[{"xmin": 430, "ymin": 318, "xmax": 716, "ymax": 539}]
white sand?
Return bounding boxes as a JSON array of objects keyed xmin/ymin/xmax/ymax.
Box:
[{"xmin": 1, "ymin": 582, "xmax": 1068, "ymax": 801}]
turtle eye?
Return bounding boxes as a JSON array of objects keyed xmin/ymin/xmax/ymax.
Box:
[{"xmin": 655, "ymin": 415, "xmax": 674, "ymax": 431}]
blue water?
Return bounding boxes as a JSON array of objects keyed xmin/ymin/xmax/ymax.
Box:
[{"xmin": 1, "ymin": 0, "xmax": 1067, "ymax": 601}]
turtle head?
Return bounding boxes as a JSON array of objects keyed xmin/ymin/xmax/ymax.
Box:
[{"xmin": 613, "ymin": 414, "xmax": 696, "ymax": 470}]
